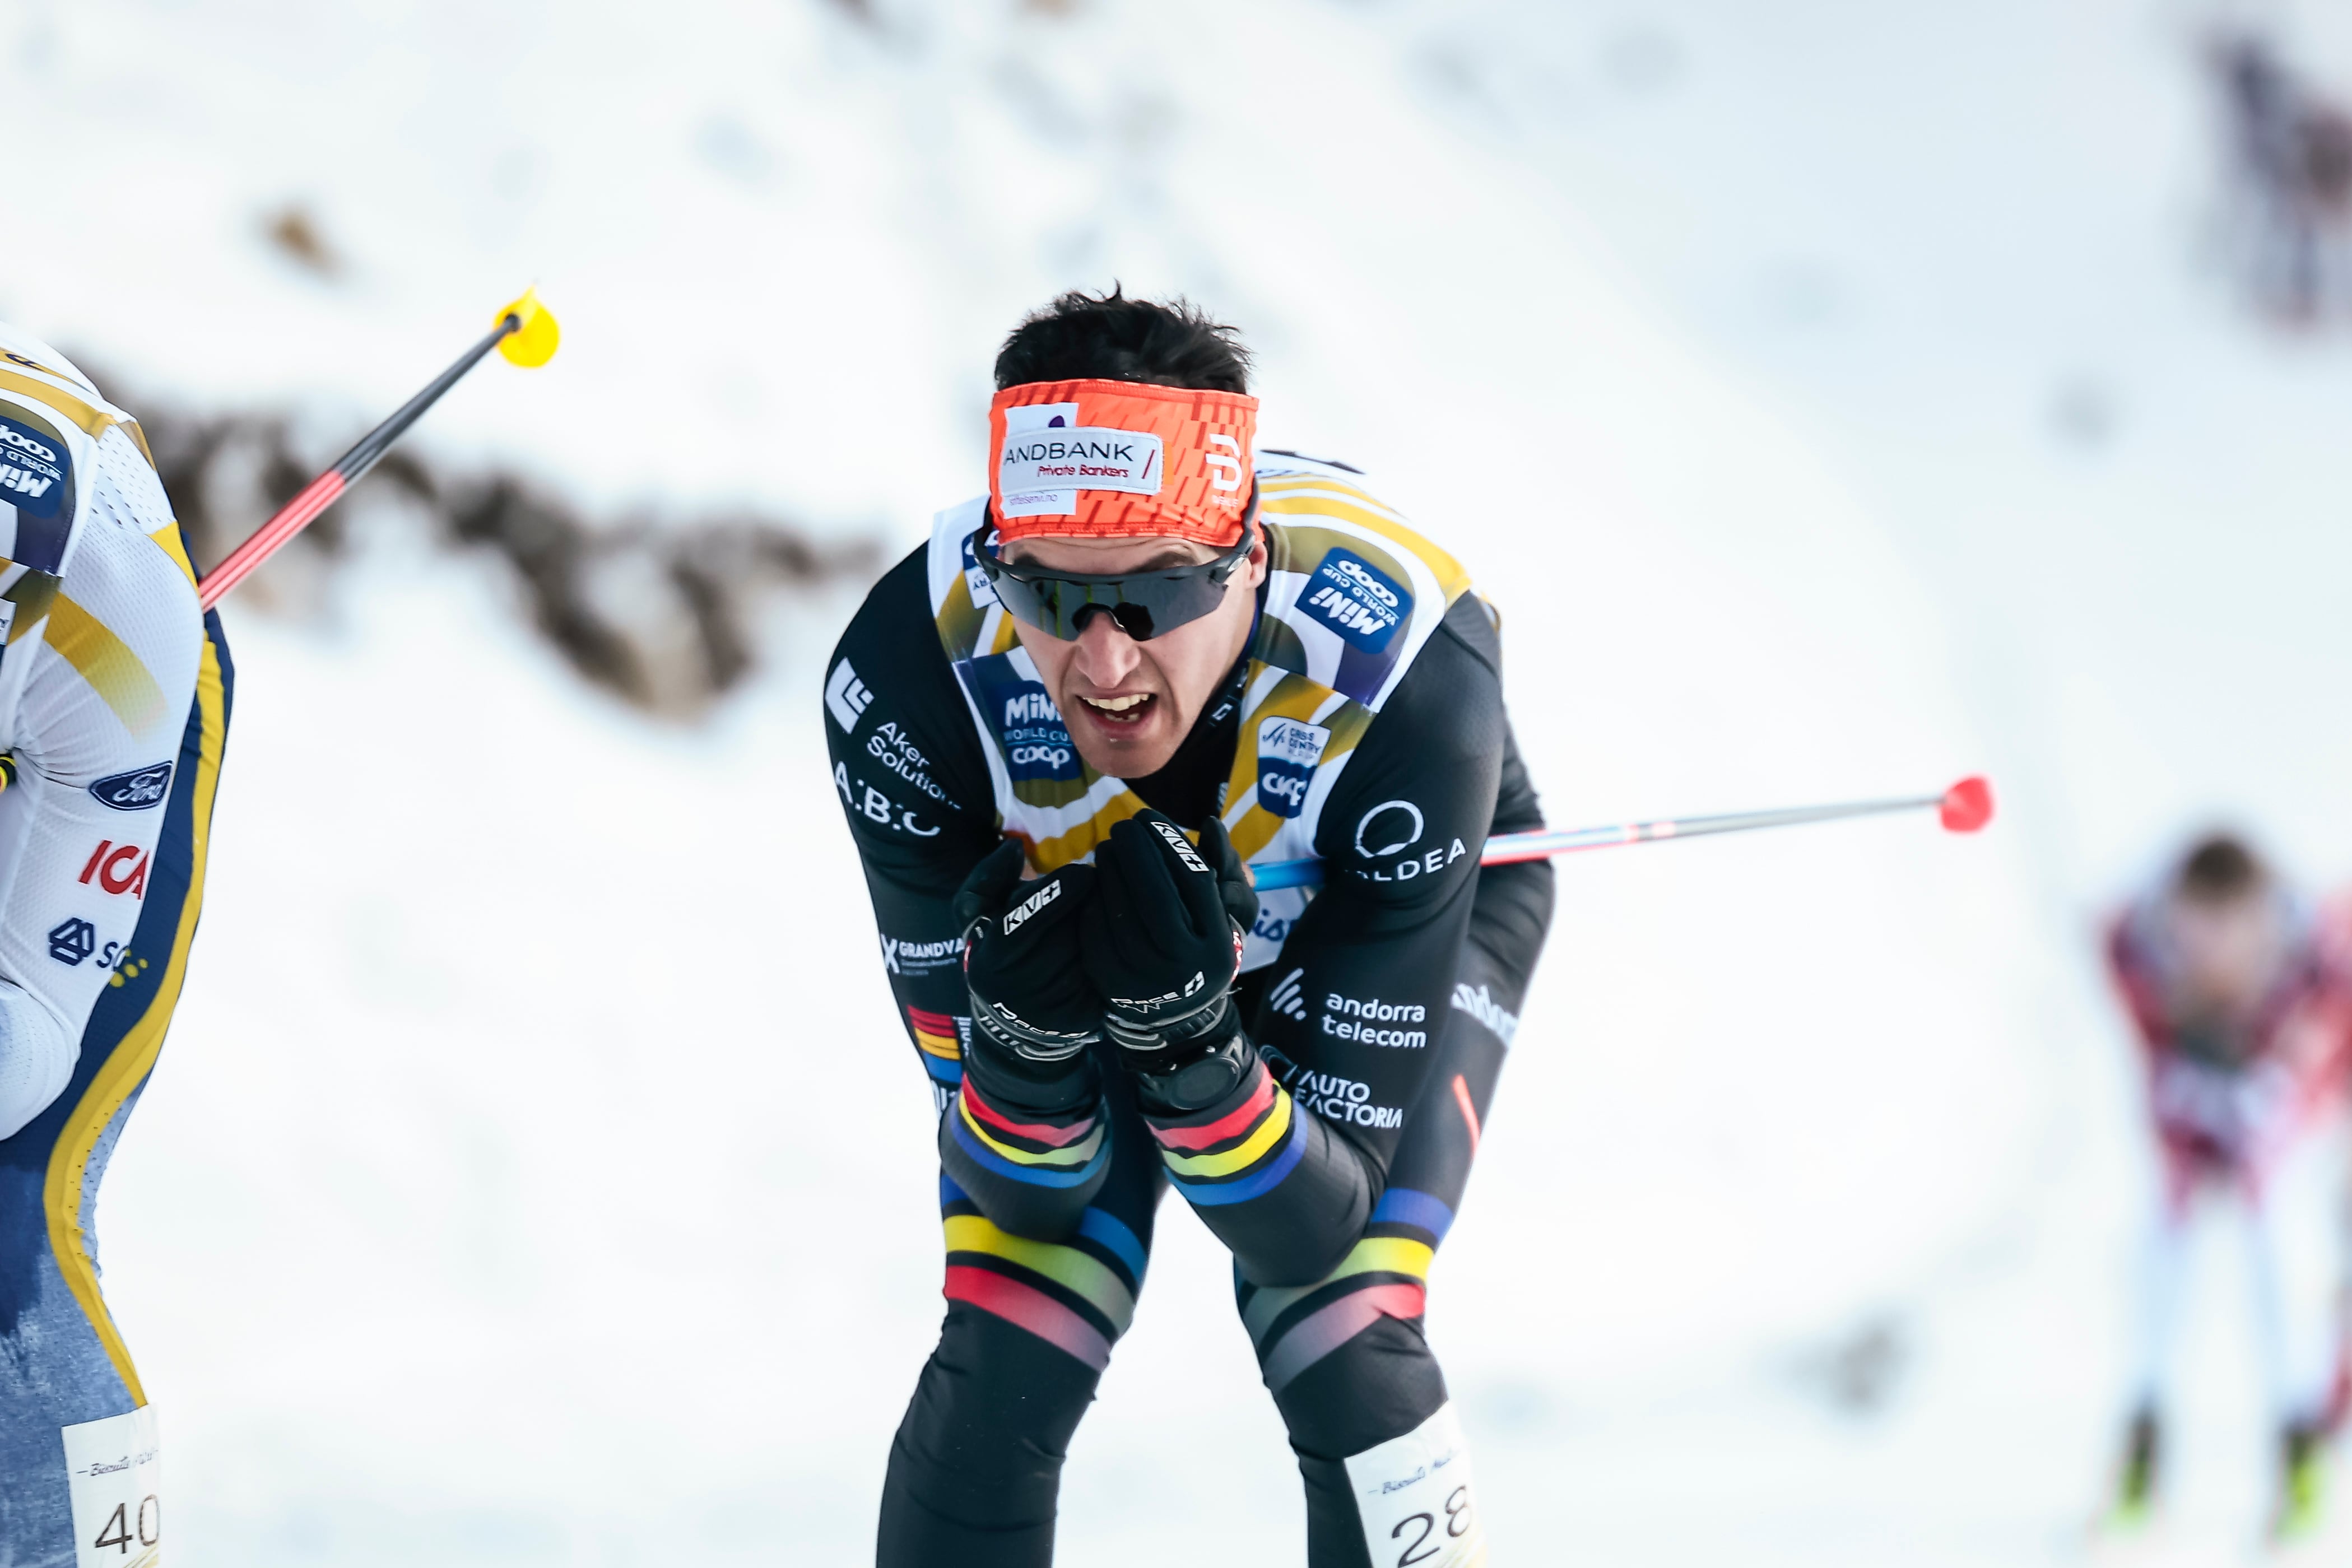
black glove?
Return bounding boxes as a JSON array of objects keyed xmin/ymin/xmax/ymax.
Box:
[
  {"xmin": 1081, "ymin": 812, "xmax": 1259, "ymax": 1110},
  {"xmin": 955, "ymin": 840, "xmax": 1103, "ymax": 1111}
]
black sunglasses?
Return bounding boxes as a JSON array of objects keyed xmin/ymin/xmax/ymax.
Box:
[{"xmin": 974, "ymin": 488, "xmax": 1261, "ymax": 643}]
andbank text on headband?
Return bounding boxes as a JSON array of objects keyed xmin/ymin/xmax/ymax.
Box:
[
  {"xmin": 975, "ymin": 487, "xmax": 1260, "ymax": 642},
  {"xmin": 988, "ymin": 378, "xmax": 1258, "ymax": 549}
]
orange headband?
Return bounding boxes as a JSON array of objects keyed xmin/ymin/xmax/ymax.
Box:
[{"xmin": 989, "ymin": 378, "xmax": 1257, "ymax": 547}]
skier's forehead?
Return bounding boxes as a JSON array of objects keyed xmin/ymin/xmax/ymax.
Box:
[{"xmin": 1003, "ymin": 534, "xmax": 1215, "ymax": 573}]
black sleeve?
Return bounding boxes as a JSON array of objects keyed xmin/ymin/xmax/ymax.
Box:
[
  {"xmin": 828, "ymin": 547, "xmax": 1121, "ymax": 1240},
  {"xmin": 825, "ymin": 546, "xmax": 1001, "ymax": 1096},
  {"xmin": 1141, "ymin": 595, "xmax": 1510, "ymax": 1285}
]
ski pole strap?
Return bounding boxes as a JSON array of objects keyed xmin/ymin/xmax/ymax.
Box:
[{"xmin": 1250, "ymin": 790, "xmax": 1948, "ymax": 892}]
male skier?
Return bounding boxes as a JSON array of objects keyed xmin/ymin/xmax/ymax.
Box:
[
  {"xmin": 828, "ymin": 289, "xmax": 1551, "ymax": 1567},
  {"xmin": 0, "ymin": 324, "xmax": 232, "ymax": 1563},
  {"xmin": 2103, "ymin": 833, "xmax": 2352, "ymax": 1541}
]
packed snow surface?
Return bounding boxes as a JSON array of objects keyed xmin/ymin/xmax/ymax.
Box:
[{"xmin": 8, "ymin": 0, "xmax": 2352, "ymax": 1561}]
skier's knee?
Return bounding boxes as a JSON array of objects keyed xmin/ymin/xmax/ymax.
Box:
[{"xmin": 1269, "ymin": 1311, "xmax": 1449, "ymax": 1461}]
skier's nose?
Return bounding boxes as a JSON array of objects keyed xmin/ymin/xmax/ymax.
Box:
[{"xmin": 1071, "ymin": 611, "xmax": 1144, "ymax": 688}]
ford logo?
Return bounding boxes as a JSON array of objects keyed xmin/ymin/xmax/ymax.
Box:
[{"xmin": 89, "ymin": 761, "xmax": 174, "ymax": 812}]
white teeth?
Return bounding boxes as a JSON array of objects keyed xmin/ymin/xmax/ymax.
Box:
[{"xmin": 1084, "ymin": 694, "xmax": 1150, "ymax": 713}]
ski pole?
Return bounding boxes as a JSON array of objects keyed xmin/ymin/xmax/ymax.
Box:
[
  {"xmin": 1249, "ymin": 775, "xmax": 1995, "ymax": 892},
  {"xmin": 194, "ymin": 289, "xmax": 561, "ymax": 611}
]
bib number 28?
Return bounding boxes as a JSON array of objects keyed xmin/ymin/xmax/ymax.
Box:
[
  {"xmin": 1343, "ymin": 1402, "xmax": 1487, "ymax": 1568},
  {"xmin": 62, "ymin": 1406, "xmax": 161, "ymax": 1568}
]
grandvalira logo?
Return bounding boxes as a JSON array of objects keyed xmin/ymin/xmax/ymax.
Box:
[{"xmin": 882, "ymin": 933, "xmax": 963, "ymax": 975}]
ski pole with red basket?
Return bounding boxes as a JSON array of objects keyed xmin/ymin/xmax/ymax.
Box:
[{"xmin": 1249, "ymin": 776, "xmax": 1995, "ymax": 892}]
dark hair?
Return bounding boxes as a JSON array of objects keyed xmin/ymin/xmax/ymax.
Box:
[
  {"xmin": 2176, "ymin": 832, "xmax": 2266, "ymax": 903},
  {"xmin": 994, "ymin": 286, "xmax": 1252, "ymax": 393}
]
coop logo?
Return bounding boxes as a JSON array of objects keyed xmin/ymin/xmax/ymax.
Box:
[
  {"xmin": 1301, "ymin": 547, "xmax": 1409, "ymax": 653},
  {"xmin": 825, "ymin": 659, "xmax": 873, "ymax": 733},
  {"xmin": 972, "ymin": 670, "xmax": 1082, "ymax": 783},
  {"xmin": 1255, "ymin": 717, "xmax": 1331, "ymax": 819},
  {"xmin": 998, "ymin": 427, "xmax": 1164, "ymax": 496},
  {"xmin": 0, "ymin": 413, "xmax": 68, "ymax": 519},
  {"xmin": 87, "ymin": 762, "xmax": 173, "ymax": 812},
  {"xmin": 0, "ymin": 424, "xmax": 57, "ymax": 463}
]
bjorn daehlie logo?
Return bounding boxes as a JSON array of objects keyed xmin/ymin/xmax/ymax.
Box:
[{"xmin": 89, "ymin": 762, "xmax": 173, "ymax": 812}]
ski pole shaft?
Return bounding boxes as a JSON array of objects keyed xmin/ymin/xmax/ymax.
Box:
[
  {"xmin": 195, "ymin": 290, "xmax": 559, "ymax": 611},
  {"xmin": 1248, "ymin": 776, "xmax": 1993, "ymax": 892}
]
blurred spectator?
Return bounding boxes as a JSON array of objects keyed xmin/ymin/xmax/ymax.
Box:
[
  {"xmin": 2102, "ymin": 834, "xmax": 2352, "ymax": 1540},
  {"xmin": 2209, "ymin": 31, "xmax": 2352, "ymax": 325}
]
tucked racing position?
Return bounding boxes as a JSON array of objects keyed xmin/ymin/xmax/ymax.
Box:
[
  {"xmin": 2102, "ymin": 833, "xmax": 2352, "ymax": 1541},
  {"xmin": 828, "ymin": 290, "xmax": 1552, "ymax": 1566},
  {"xmin": 0, "ymin": 326, "xmax": 232, "ymax": 1561}
]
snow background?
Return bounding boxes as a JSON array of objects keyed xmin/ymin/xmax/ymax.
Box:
[{"xmin": 7, "ymin": 0, "xmax": 2352, "ymax": 1560}]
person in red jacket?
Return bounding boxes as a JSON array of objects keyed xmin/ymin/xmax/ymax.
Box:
[{"xmin": 2103, "ymin": 832, "xmax": 2352, "ymax": 1539}]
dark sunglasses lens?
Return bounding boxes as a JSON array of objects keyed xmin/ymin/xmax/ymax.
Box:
[
  {"xmin": 1100, "ymin": 602, "xmax": 1157, "ymax": 640},
  {"xmin": 994, "ymin": 572, "xmax": 1220, "ymax": 642}
]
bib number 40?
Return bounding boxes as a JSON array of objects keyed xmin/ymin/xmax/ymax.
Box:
[{"xmin": 62, "ymin": 1407, "xmax": 161, "ymax": 1567}]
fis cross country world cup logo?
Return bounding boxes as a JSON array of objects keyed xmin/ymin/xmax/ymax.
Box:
[
  {"xmin": 970, "ymin": 666, "xmax": 1082, "ymax": 783},
  {"xmin": 88, "ymin": 762, "xmax": 173, "ymax": 812},
  {"xmin": 1256, "ymin": 716, "xmax": 1332, "ymax": 818},
  {"xmin": 1301, "ymin": 547, "xmax": 1410, "ymax": 654}
]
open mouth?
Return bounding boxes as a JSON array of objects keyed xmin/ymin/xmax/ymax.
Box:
[{"xmin": 1076, "ymin": 691, "xmax": 1157, "ymax": 728}]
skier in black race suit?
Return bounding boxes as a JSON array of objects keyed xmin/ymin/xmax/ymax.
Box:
[{"xmin": 827, "ymin": 289, "xmax": 1551, "ymax": 1567}]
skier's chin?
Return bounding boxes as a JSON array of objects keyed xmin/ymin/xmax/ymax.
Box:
[{"xmin": 1070, "ymin": 705, "xmax": 1181, "ymax": 779}]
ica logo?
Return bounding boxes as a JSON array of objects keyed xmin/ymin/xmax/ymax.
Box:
[{"xmin": 78, "ymin": 840, "xmax": 150, "ymax": 899}]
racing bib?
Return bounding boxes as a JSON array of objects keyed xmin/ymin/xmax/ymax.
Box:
[
  {"xmin": 1344, "ymin": 1402, "xmax": 1486, "ymax": 1567},
  {"xmin": 63, "ymin": 1406, "xmax": 161, "ymax": 1568}
]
